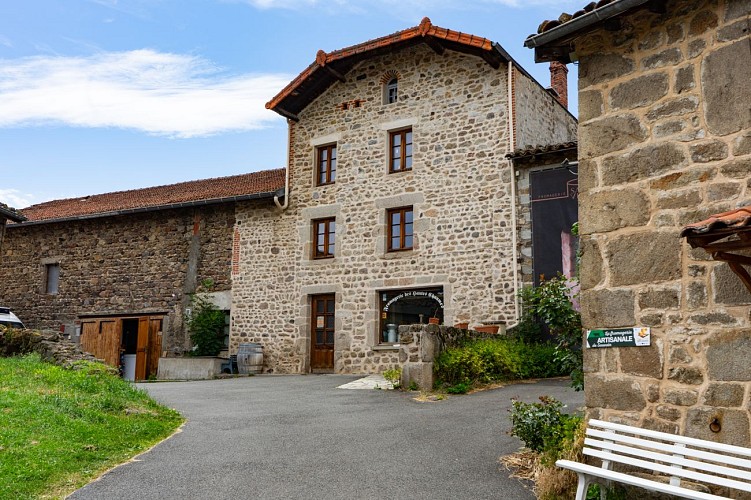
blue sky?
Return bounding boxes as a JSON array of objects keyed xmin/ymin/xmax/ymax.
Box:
[{"xmin": 0, "ymin": 0, "xmax": 582, "ymax": 208}]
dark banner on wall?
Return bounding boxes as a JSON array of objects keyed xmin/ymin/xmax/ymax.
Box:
[{"xmin": 530, "ymin": 167, "xmax": 578, "ymax": 286}]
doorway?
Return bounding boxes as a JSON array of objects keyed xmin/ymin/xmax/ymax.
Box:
[
  {"xmin": 310, "ymin": 294, "xmax": 335, "ymax": 372},
  {"xmin": 79, "ymin": 315, "xmax": 163, "ymax": 381}
]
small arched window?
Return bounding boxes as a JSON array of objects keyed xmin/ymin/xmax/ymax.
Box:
[{"xmin": 386, "ymin": 78, "xmax": 398, "ymax": 104}]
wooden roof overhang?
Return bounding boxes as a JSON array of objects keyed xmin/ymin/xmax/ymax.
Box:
[
  {"xmin": 266, "ymin": 17, "xmax": 521, "ymax": 120},
  {"xmin": 681, "ymin": 206, "xmax": 751, "ymax": 294}
]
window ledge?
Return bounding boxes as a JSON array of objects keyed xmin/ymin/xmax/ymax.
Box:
[{"xmin": 373, "ymin": 344, "xmax": 401, "ymax": 351}]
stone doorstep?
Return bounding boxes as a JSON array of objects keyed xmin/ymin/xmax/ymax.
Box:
[{"xmin": 337, "ymin": 374, "xmax": 395, "ymax": 390}]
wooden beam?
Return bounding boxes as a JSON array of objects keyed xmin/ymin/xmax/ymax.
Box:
[
  {"xmin": 323, "ymin": 65, "xmax": 346, "ymax": 83},
  {"xmin": 702, "ymin": 239, "xmax": 751, "ymax": 253},
  {"xmin": 424, "ymin": 36, "xmax": 445, "ymax": 55},
  {"xmin": 275, "ymin": 107, "xmax": 300, "ymax": 122},
  {"xmin": 712, "ymin": 252, "xmax": 751, "ymax": 267}
]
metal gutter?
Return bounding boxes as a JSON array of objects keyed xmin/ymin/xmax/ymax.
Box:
[
  {"xmin": 8, "ymin": 191, "xmax": 279, "ymax": 228},
  {"xmin": 524, "ymin": 0, "xmax": 651, "ymax": 48}
]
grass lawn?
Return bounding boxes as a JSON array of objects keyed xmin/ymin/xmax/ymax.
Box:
[{"xmin": 0, "ymin": 354, "xmax": 184, "ymax": 499}]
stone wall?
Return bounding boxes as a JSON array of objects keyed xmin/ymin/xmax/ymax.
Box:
[
  {"xmin": 232, "ymin": 44, "xmax": 575, "ymax": 374},
  {"xmin": 514, "ymin": 70, "xmax": 578, "ymax": 150},
  {"xmin": 575, "ymin": 0, "xmax": 751, "ymax": 445},
  {"xmin": 0, "ymin": 203, "xmax": 243, "ymax": 354}
]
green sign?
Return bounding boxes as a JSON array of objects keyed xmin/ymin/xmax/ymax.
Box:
[{"xmin": 586, "ymin": 328, "xmax": 651, "ymax": 348}]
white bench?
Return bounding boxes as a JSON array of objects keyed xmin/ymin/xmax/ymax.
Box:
[{"xmin": 557, "ymin": 419, "xmax": 751, "ymax": 500}]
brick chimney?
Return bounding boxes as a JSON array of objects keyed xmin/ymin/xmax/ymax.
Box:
[{"xmin": 549, "ymin": 61, "xmax": 568, "ymax": 108}]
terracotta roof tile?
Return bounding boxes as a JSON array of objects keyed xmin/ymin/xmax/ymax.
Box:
[
  {"xmin": 266, "ymin": 17, "xmax": 495, "ymax": 113},
  {"xmin": 505, "ymin": 141, "xmax": 578, "ymax": 159},
  {"xmin": 530, "ymin": 0, "xmax": 613, "ymax": 37},
  {"xmin": 19, "ymin": 169, "xmax": 285, "ymax": 223},
  {"xmin": 681, "ymin": 206, "xmax": 751, "ymax": 238}
]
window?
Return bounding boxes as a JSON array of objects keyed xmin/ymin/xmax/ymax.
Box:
[
  {"xmin": 316, "ymin": 144, "xmax": 336, "ymax": 186},
  {"xmin": 387, "ymin": 207, "xmax": 413, "ymax": 252},
  {"xmin": 379, "ymin": 288, "xmax": 443, "ymax": 343},
  {"xmin": 386, "ymin": 78, "xmax": 398, "ymax": 104},
  {"xmin": 313, "ymin": 218, "xmax": 336, "ymax": 259},
  {"xmin": 45, "ymin": 263, "xmax": 60, "ymax": 295},
  {"xmin": 389, "ymin": 128, "xmax": 412, "ymax": 173}
]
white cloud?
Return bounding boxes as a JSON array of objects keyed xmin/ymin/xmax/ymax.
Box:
[
  {"xmin": 0, "ymin": 35, "xmax": 12, "ymax": 48},
  {"xmin": 0, "ymin": 189, "xmax": 34, "ymax": 209},
  {"xmin": 0, "ymin": 50, "xmax": 292, "ymax": 138}
]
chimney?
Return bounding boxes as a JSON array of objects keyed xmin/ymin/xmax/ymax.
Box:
[{"xmin": 549, "ymin": 61, "xmax": 568, "ymax": 108}]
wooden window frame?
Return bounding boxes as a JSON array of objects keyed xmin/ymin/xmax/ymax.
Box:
[
  {"xmin": 315, "ymin": 144, "xmax": 336, "ymax": 186},
  {"xmin": 312, "ymin": 217, "xmax": 336, "ymax": 259},
  {"xmin": 386, "ymin": 78, "xmax": 398, "ymax": 104},
  {"xmin": 389, "ymin": 128, "xmax": 412, "ymax": 173},
  {"xmin": 387, "ymin": 206, "xmax": 414, "ymax": 252}
]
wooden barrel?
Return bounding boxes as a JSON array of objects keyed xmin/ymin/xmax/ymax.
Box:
[{"xmin": 237, "ymin": 343, "xmax": 263, "ymax": 374}]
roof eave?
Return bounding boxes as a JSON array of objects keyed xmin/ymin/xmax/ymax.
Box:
[
  {"xmin": 0, "ymin": 206, "xmax": 26, "ymax": 222},
  {"xmin": 10, "ymin": 190, "xmax": 279, "ymax": 228},
  {"xmin": 524, "ymin": 0, "xmax": 653, "ymax": 62}
]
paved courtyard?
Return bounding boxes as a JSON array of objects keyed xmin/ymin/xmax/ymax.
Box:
[{"xmin": 70, "ymin": 375, "xmax": 583, "ymax": 500}]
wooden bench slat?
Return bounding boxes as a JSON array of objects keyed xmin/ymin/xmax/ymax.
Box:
[
  {"xmin": 587, "ymin": 429, "xmax": 751, "ymax": 470},
  {"xmin": 556, "ymin": 460, "xmax": 729, "ymax": 500},
  {"xmin": 585, "ymin": 448, "xmax": 751, "ymax": 492},
  {"xmin": 589, "ymin": 419, "xmax": 751, "ymax": 457},
  {"xmin": 585, "ymin": 437, "xmax": 751, "ymax": 482}
]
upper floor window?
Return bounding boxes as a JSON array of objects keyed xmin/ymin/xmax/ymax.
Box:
[
  {"xmin": 45, "ymin": 263, "xmax": 60, "ymax": 295},
  {"xmin": 386, "ymin": 78, "xmax": 398, "ymax": 104},
  {"xmin": 387, "ymin": 207, "xmax": 413, "ymax": 252},
  {"xmin": 389, "ymin": 128, "xmax": 412, "ymax": 173},
  {"xmin": 313, "ymin": 217, "xmax": 336, "ymax": 259},
  {"xmin": 316, "ymin": 144, "xmax": 336, "ymax": 186}
]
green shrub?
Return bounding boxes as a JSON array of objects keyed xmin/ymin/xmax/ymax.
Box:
[
  {"xmin": 446, "ymin": 382, "xmax": 471, "ymax": 394},
  {"xmin": 509, "ymin": 395, "xmax": 579, "ymax": 454},
  {"xmin": 383, "ymin": 367, "xmax": 401, "ymax": 389},
  {"xmin": 434, "ymin": 338, "xmax": 564, "ymax": 388},
  {"xmin": 186, "ymin": 294, "xmax": 225, "ymax": 356}
]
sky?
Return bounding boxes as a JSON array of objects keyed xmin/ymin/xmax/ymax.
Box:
[{"xmin": 0, "ymin": 0, "xmax": 583, "ymax": 208}]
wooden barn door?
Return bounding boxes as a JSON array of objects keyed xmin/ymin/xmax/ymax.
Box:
[
  {"xmin": 310, "ymin": 294, "xmax": 335, "ymax": 372},
  {"xmin": 146, "ymin": 318, "xmax": 163, "ymax": 380},
  {"xmin": 80, "ymin": 319, "xmax": 122, "ymax": 368},
  {"xmin": 135, "ymin": 317, "xmax": 149, "ymax": 381}
]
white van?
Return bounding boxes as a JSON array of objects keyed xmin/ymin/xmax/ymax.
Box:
[{"xmin": 0, "ymin": 307, "xmax": 24, "ymax": 329}]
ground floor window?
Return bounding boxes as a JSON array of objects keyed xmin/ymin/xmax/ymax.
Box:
[{"xmin": 379, "ymin": 287, "xmax": 443, "ymax": 344}]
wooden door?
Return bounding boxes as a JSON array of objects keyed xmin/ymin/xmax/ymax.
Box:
[
  {"xmin": 135, "ymin": 317, "xmax": 149, "ymax": 381},
  {"xmin": 146, "ymin": 318, "xmax": 162, "ymax": 380},
  {"xmin": 80, "ymin": 319, "xmax": 121, "ymax": 367},
  {"xmin": 310, "ymin": 294, "xmax": 335, "ymax": 371}
]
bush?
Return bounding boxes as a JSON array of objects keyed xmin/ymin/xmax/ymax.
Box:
[
  {"xmin": 186, "ymin": 294, "xmax": 225, "ymax": 356},
  {"xmin": 509, "ymin": 395, "xmax": 579, "ymax": 453},
  {"xmin": 434, "ymin": 338, "xmax": 564, "ymax": 388}
]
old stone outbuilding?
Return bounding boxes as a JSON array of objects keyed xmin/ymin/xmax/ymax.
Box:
[
  {"xmin": 0, "ymin": 202, "xmax": 25, "ymax": 258},
  {"xmin": 526, "ymin": 0, "xmax": 751, "ymax": 447},
  {"xmin": 0, "ymin": 171, "xmax": 284, "ymax": 379}
]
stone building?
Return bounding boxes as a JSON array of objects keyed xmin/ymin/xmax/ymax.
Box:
[
  {"xmin": 526, "ymin": 0, "xmax": 751, "ymax": 446},
  {"xmin": 0, "ymin": 202, "xmax": 25, "ymax": 258},
  {"xmin": 0, "ymin": 171, "xmax": 284, "ymax": 379},
  {"xmin": 231, "ymin": 18, "xmax": 577, "ymax": 374}
]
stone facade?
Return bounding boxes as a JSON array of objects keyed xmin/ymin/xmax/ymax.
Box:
[
  {"xmin": 232, "ymin": 42, "xmax": 576, "ymax": 374},
  {"xmin": 572, "ymin": 0, "xmax": 751, "ymax": 445},
  {"xmin": 0, "ymin": 203, "xmax": 245, "ymax": 353}
]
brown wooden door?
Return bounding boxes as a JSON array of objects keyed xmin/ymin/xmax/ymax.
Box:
[
  {"xmin": 146, "ymin": 318, "xmax": 163, "ymax": 380},
  {"xmin": 310, "ymin": 294, "xmax": 335, "ymax": 371},
  {"xmin": 80, "ymin": 319, "xmax": 122, "ymax": 367},
  {"xmin": 135, "ymin": 317, "xmax": 149, "ymax": 381}
]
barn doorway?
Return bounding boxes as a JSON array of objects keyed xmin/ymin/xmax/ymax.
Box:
[{"xmin": 79, "ymin": 315, "xmax": 164, "ymax": 381}]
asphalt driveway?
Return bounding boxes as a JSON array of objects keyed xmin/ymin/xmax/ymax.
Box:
[{"xmin": 69, "ymin": 376, "xmax": 583, "ymax": 500}]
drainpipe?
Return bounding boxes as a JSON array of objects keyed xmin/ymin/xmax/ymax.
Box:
[
  {"xmin": 507, "ymin": 61, "xmax": 521, "ymax": 330},
  {"xmin": 274, "ymin": 120, "xmax": 293, "ymax": 211}
]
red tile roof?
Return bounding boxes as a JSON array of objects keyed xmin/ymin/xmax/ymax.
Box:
[
  {"xmin": 266, "ymin": 17, "xmax": 501, "ymax": 117},
  {"xmin": 681, "ymin": 206, "xmax": 751, "ymax": 241},
  {"xmin": 506, "ymin": 141, "xmax": 578, "ymax": 159},
  {"xmin": 19, "ymin": 169, "xmax": 285, "ymax": 224}
]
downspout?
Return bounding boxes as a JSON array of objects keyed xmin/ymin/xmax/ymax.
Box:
[
  {"xmin": 274, "ymin": 119, "xmax": 293, "ymax": 211},
  {"xmin": 507, "ymin": 60, "xmax": 521, "ymax": 330}
]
